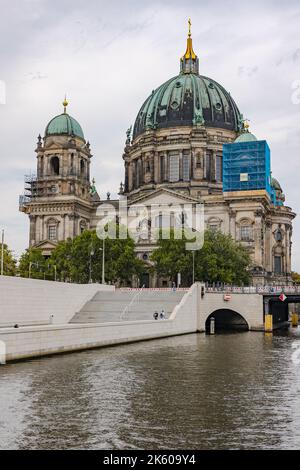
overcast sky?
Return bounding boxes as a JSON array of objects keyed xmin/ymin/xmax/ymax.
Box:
[{"xmin": 0, "ymin": 0, "xmax": 300, "ymax": 270}]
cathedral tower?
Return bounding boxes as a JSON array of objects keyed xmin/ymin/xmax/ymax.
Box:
[{"xmin": 20, "ymin": 99, "xmax": 97, "ymax": 256}]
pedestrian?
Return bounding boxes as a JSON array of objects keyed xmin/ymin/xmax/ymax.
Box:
[
  {"xmin": 172, "ymin": 282, "xmax": 176, "ymax": 292},
  {"xmin": 153, "ymin": 311, "xmax": 159, "ymax": 320},
  {"xmin": 160, "ymin": 309, "xmax": 166, "ymax": 320}
]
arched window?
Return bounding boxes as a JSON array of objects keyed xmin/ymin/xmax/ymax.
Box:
[
  {"xmin": 275, "ymin": 229, "xmax": 283, "ymax": 242},
  {"xmin": 48, "ymin": 225, "xmax": 57, "ymax": 241},
  {"xmin": 80, "ymin": 159, "xmax": 85, "ymax": 176},
  {"xmin": 50, "ymin": 156, "xmax": 60, "ymax": 176}
]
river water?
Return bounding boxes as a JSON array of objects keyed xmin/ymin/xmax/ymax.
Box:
[{"xmin": 0, "ymin": 329, "xmax": 300, "ymax": 450}]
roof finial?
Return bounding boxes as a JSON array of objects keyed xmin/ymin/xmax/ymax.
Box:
[
  {"xmin": 63, "ymin": 95, "xmax": 69, "ymax": 114},
  {"xmin": 180, "ymin": 18, "xmax": 199, "ymax": 74},
  {"xmin": 188, "ymin": 18, "xmax": 192, "ymax": 38},
  {"xmin": 243, "ymin": 119, "xmax": 250, "ymax": 132}
]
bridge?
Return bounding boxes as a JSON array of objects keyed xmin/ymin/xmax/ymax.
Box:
[{"xmin": 200, "ymin": 285, "xmax": 300, "ymax": 332}]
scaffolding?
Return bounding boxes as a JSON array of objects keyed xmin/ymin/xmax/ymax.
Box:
[
  {"xmin": 222, "ymin": 140, "xmax": 271, "ymax": 195},
  {"xmin": 19, "ymin": 173, "xmax": 40, "ymax": 211}
]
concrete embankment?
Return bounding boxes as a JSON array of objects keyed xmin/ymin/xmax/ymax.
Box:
[{"xmin": 0, "ymin": 278, "xmax": 198, "ymax": 362}]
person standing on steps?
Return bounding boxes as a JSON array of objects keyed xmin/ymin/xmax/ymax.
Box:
[{"xmin": 153, "ymin": 311, "xmax": 159, "ymax": 320}]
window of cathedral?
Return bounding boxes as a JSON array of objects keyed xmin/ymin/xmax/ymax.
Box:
[
  {"xmin": 169, "ymin": 153, "xmax": 179, "ymax": 182},
  {"xmin": 216, "ymin": 155, "xmax": 222, "ymax": 182},
  {"xmin": 275, "ymin": 229, "xmax": 283, "ymax": 242},
  {"xmin": 80, "ymin": 159, "xmax": 85, "ymax": 177},
  {"xmin": 240, "ymin": 225, "xmax": 252, "ymax": 241},
  {"xmin": 183, "ymin": 152, "xmax": 190, "ymax": 181},
  {"xmin": 48, "ymin": 225, "xmax": 57, "ymax": 241},
  {"xmin": 80, "ymin": 222, "xmax": 86, "ymax": 234},
  {"xmin": 205, "ymin": 151, "xmax": 212, "ymax": 180},
  {"xmin": 209, "ymin": 224, "xmax": 219, "ymax": 233},
  {"xmin": 50, "ymin": 156, "xmax": 60, "ymax": 176},
  {"xmin": 274, "ymin": 256, "xmax": 282, "ymax": 274}
]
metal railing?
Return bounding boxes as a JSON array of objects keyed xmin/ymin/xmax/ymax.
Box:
[
  {"xmin": 120, "ymin": 285, "xmax": 145, "ymax": 320},
  {"xmin": 205, "ymin": 285, "xmax": 300, "ymax": 295}
]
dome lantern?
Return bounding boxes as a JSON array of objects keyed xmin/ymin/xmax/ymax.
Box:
[{"xmin": 180, "ymin": 19, "xmax": 199, "ymax": 75}]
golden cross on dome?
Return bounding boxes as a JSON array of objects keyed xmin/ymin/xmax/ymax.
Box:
[
  {"xmin": 63, "ymin": 95, "xmax": 69, "ymax": 114},
  {"xmin": 188, "ymin": 18, "xmax": 192, "ymax": 38}
]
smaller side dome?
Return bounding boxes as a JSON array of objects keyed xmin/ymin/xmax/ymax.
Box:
[
  {"xmin": 271, "ymin": 177, "xmax": 282, "ymax": 192},
  {"xmin": 45, "ymin": 114, "xmax": 85, "ymax": 140},
  {"xmin": 44, "ymin": 99, "xmax": 85, "ymax": 140},
  {"xmin": 235, "ymin": 132, "xmax": 257, "ymax": 143},
  {"xmin": 235, "ymin": 120, "xmax": 257, "ymax": 143}
]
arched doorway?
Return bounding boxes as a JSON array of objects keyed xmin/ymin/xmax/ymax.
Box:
[{"xmin": 205, "ymin": 309, "xmax": 249, "ymax": 333}]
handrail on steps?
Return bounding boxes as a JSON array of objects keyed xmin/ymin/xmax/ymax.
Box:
[{"xmin": 120, "ymin": 285, "xmax": 145, "ymax": 320}]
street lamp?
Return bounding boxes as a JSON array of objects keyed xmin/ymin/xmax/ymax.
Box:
[
  {"xmin": 0, "ymin": 229, "xmax": 4, "ymax": 276},
  {"xmin": 102, "ymin": 237, "xmax": 105, "ymax": 285},
  {"xmin": 190, "ymin": 248, "xmax": 198, "ymax": 285},
  {"xmin": 89, "ymin": 245, "xmax": 95, "ymax": 284}
]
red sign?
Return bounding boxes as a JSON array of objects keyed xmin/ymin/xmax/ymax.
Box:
[{"xmin": 279, "ymin": 293, "xmax": 287, "ymax": 302}]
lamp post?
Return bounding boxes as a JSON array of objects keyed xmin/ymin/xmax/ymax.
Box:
[
  {"xmin": 89, "ymin": 245, "xmax": 94, "ymax": 284},
  {"xmin": 0, "ymin": 229, "xmax": 4, "ymax": 276},
  {"xmin": 102, "ymin": 237, "xmax": 105, "ymax": 285},
  {"xmin": 192, "ymin": 250, "xmax": 195, "ymax": 285}
]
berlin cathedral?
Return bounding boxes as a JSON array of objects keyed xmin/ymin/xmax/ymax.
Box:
[{"xmin": 20, "ymin": 22, "xmax": 296, "ymax": 287}]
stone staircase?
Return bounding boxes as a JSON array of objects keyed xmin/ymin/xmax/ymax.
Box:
[{"xmin": 70, "ymin": 289, "xmax": 187, "ymax": 324}]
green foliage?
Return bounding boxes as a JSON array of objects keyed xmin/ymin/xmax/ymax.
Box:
[
  {"xmin": 50, "ymin": 228, "xmax": 143, "ymax": 284},
  {"xmin": 18, "ymin": 248, "xmax": 47, "ymax": 279},
  {"xmin": 151, "ymin": 229, "xmax": 251, "ymax": 286},
  {"xmin": 0, "ymin": 243, "xmax": 17, "ymax": 276},
  {"xmin": 292, "ymin": 272, "xmax": 300, "ymax": 284}
]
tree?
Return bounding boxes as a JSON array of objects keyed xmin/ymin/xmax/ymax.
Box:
[
  {"xmin": 50, "ymin": 228, "xmax": 143, "ymax": 285},
  {"xmin": 18, "ymin": 248, "xmax": 47, "ymax": 279},
  {"xmin": 0, "ymin": 243, "xmax": 17, "ymax": 276},
  {"xmin": 151, "ymin": 229, "xmax": 251, "ymax": 286},
  {"xmin": 292, "ymin": 272, "xmax": 300, "ymax": 284}
]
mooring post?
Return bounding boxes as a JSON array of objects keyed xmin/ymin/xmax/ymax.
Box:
[
  {"xmin": 210, "ymin": 317, "xmax": 215, "ymax": 335},
  {"xmin": 264, "ymin": 298, "xmax": 273, "ymax": 333},
  {"xmin": 292, "ymin": 312, "xmax": 299, "ymax": 328}
]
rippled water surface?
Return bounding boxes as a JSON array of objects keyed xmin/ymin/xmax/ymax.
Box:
[{"xmin": 1, "ymin": 330, "xmax": 300, "ymax": 450}]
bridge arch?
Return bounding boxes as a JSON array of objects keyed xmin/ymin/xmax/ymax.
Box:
[{"xmin": 205, "ymin": 309, "xmax": 249, "ymax": 332}]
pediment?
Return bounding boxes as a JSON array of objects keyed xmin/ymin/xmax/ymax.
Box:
[
  {"xmin": 34, "ymin": 240, "xmax": 58, "ymax": 250},
  {"xmin": 129, "ymin": 188, "xmax": 200, "ymax": 207}
]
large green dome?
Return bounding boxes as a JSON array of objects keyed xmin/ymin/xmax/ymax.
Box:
[
  {"xmin": 45, "ymin": 113, "xmax": 85, "ymax": 140},
  {"xmin": 133, "ymin": 74, "xmax": 242, "ymax": 139}
]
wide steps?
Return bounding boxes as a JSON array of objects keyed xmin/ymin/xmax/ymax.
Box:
[{"xmin": 70, "ymin": 289, "xmax": 187, "ymax": 324}]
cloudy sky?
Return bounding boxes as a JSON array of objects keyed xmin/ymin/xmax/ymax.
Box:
[{"xmin": 0, "ymin": 0, "xmax": 300, "ymax": 270}]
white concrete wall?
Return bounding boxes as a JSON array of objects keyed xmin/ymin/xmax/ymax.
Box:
[
  {"xmin": 0, "ymin": 283, "xmax": 198, "ymax": 361},
  {"xmin": 0, "ymin": 276, "xmax": 114, "ymax": 326},
  {"xmin": 198, "ymin": 292, "xmax": 264, "ymax": 331}
]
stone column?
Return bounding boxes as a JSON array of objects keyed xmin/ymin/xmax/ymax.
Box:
[
  {"xmin": 229, "ymin": 209, "xmax": 236, "ymax": 239},
  {"xmin": 265, "ymin": 221, "xmax": 272, "ymax": 272},
  {"xmin": 285, "ymin": 225, "xmax": 290, "ymax": 273},
  {"xmin": 179, "ymin": 151, "xmax": 183, "ymax": 181},
  {"xmin": 254, "ymin": 211, "xmax": 263, "ymax": 267},
  {"xmin": 154, "ymin": 152, "xmax": 159, "ymax": 184}
]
